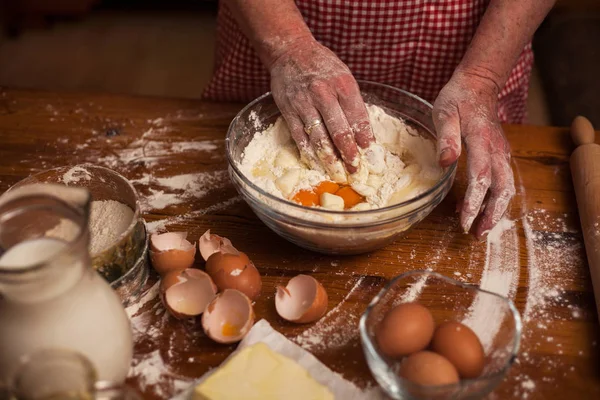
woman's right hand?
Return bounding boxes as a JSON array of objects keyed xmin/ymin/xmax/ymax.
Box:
[
  {"xmin": 268, "ymin": 37, "xmax": 375, "ymax": 183},
  {"xmin": 433, "ymin": 69, "xmax": 516, "ymax": 238}
]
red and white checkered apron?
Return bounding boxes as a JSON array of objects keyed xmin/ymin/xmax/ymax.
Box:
[{"xmin": 202, "ymin": 0, "xmax": 533, "ymax": 124}]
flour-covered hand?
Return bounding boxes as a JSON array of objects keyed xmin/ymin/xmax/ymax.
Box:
[
  {"xmin": 433, "ymin": 70, "xmax": 516, "ymax": 238},
  {"xmin": 268, "ymin": 37, "xmax": 374, "ymax": 183}
]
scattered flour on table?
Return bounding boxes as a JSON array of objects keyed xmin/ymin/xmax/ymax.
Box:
[
  {"xmin": 522, "ymin": 208, "xmax": 582, "ymax": 324},
  {"xmin": 170, "ymin": 141, "xmax": 218, "ymax": 153},
  {"xmin": 128, "ymin": 350, "xmax": 163, "ymax": 390},
  {"xmin": 145, "ymin": 196, "xmax": 243, "ymax": 233},
  {"xmin": 154, "ymin": 171, "xmax": 228, "ymax": 194},
  {"xmin": 395, "ymin": 223, "xmax": 456, "ymax": 304},
  {"xmin": 126, "ymin": 283, "xmax": 193, "ymax": 398},
  {"xmin": 509, "ymin": 164, "xmax": 586, "ymax": 398},
  {"xmin": 463, "ymin": 217, "xmax": 519, "ymax": 352},
  {"xmin": 128, "ymin": 350, "xmax": 190, "ymax": 399},
  {"xmin": 239, "ymin": 104, "xmax": 442, "ymax": 210},
  {"xmin": 62, "ymin": 166, "xmax": 92, "ymax": 184},
  {"xmin": 125, "ymin": 281, "xmax": 160, "ymax": 319},
  {"xmin": 397, "ymin": 271, "xmax": 431, "ymax": 304},
  {"xmin": 93, "ymin": 121, "xmax": 219, "ymax": 170},
  {"xmin": 295, "ymin": 276, "xmax": 365, "ymax": 352},
  {"xmin": 521, "ymin": 379, "xmax": 536, "ymax": 390},
  {"xmin": 142, "ymin": 189, "xmax": 183, "ymax": 211},
  {"xmin": 46, "ymin": 112, "xmax": 228, "ymax": 214},
  {"xmin": 133, "ymin": 170, "xmax": 229, "ymax": 212}
]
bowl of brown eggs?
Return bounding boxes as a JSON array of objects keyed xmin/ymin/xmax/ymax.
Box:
[{"xmin": 359, "ymin": 270, "xmax": 521, "ymax": 399}]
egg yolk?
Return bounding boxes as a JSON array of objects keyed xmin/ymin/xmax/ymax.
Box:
[
  {"xmin": 314, "ymin": 181, "xmax": 340, "ymax": 196},
  {"xmin": 291, "ymin": 189, "xmax": 319, "ymax": 206},
  {"xmin": 221, "ymin": 322, "xmax": 241, "ymax": 337},
  {"xmin": 290, "ymin": 181, "xmax": 365, "ymax": 209},
  {"xmin": 335, "ymin": 186, "xmax": 364, "ymax": 209}
]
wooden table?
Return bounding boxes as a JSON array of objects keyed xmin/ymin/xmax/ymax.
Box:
[{"xmin": 1, "ymin": 88, "xmax": 599, "ymax": 399}]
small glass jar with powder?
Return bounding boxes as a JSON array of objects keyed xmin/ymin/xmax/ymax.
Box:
[{"xmin": 9, "ymin": 164, "xmax": 149, "ymax": 304}]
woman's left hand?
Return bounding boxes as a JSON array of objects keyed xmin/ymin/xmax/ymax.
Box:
[{"xmin": 433, "ymin": 69, "xmax": 516, "ymax": 238}]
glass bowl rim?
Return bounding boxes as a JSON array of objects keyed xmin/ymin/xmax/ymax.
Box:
[
  {"xmin": 7, "ymin": 163, "xmax": 142, "ymax": 241},
  {"xmin": 225, "ymin": 80, "xmax": 458, "ymax": 218},
  {"xmin": 358, "ymin": 269, "xmax": 522, "ymax": 391}
]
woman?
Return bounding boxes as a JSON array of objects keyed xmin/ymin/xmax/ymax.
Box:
[{"xmin": 203, "ymin": 0, "xmax": 555, "ymax": 238}]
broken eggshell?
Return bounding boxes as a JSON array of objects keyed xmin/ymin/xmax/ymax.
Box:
[
  {"xmin": 202, "ymin": 289, "xmax": 255, "ymax": 344},
  {"xmin": 275, "ymin": 275, "xmax": 328, "ymax": 324},
  {"xmin": 205, "ymin": 250, "xmax": 262, "ymax": 301},
  {"xmin": 160, "ymin": 268, "xmax": 217, "ymax": 319},
  {"xmin": 150, "ymin": 231, "xmax": 196, "ymax": 275},
  {"xmin": 199, "ymin": 229, "xmax": 235, "ymax": 262}
]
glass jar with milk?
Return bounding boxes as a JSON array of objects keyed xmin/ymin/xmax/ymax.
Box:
[{"xmin": 0, "ymin": 185, "xmax": 132, "ymax": 387}]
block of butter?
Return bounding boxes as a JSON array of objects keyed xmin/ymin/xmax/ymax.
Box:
[{"xmin": 193, "ymin": 342, "xmax": 334, "ymax": 400}]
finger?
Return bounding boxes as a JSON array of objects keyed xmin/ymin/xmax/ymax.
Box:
[
  {"xmin": 275, "ymin": 95, "xmax": 323, "ymax": 172},
  {"xmin": 312, "ymin": 89, "xmax": 360, "ymax": 173},
  {"xmin": 292, "ymin": 103, "xmax": 347, "ymax": 184},
  {"xmin": 306, "ymin": 119, "xmax": 348, "ymax": 183},
  {"xmin": 336, "ymin": 78, "xmax": 374, "ymax": 149},
  {"xmin": 285, "ymin": 112, "xmax": 323, "ymax": 171},
  {"xmin": 460, "ymin": 131, "xmax": 492, "ymax": 234},
  {"xmin": 432, "ymin": 103, "xmax": 462, "ymax": 168},
  {"xmin": 474, "ymin": 150, "xmax": 515, "ymax": 238}
]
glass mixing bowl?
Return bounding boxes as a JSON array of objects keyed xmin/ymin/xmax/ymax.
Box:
[
  {"xmin": 359, "ymin": 270, "xmax": 521, "ymax": 399},
  {"xmin": 226, "ymin": 81, "xmax": 457, "ymax": 254}
]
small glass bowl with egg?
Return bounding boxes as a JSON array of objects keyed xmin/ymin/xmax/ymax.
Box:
[
  {"xmin": 359, "ymin": 270, "xmax": 522, "ymax": 399},
  {"xmin": 226, "ymin": 81, "xmax": 457, "ymax": 254}
]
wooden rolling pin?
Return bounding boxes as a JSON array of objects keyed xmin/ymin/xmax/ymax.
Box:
[{"xmin": 570, "ymin": 116, "xmax": 600, "ymax": 321}]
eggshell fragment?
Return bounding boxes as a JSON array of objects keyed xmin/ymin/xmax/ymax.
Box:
[
  {"xmin": 198, "ymin": 229, "xmax": 236, "ymax": 262},
  {"xmin": 275, "ymin": 275, "xmax": 328, "ymax": 323},
  {"xmin": 376, "ymin": 303, "xmax": 435, "ymax": 358},
  {"xmin": 205, "ymin": 251, "xmax": 262, "ymax": 301},
  {"xmin": 431, "ymin": 321, "xmax": 485, "ymax": 379},
  {"xmin": 202, "ymin": 289, "xmax": 255, "ymax": 344},
  {"xmin": 150, "ymin": 232, "xmax": 196, "ymax": 275},
  {"xmin": 160, "ymin": 269, "xmax": 217, "ymax": 319},
  {"xmin": 399, "ymin": 351, "xmax": 459, "ymax": 386}
]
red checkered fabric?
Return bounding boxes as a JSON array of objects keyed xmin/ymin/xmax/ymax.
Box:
[{"xmin": 202, "ymin": 0, "xmax": 533, "ymax": 124}]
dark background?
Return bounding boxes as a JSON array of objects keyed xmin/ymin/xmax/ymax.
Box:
[{"xmin": 0, "ymin": 0, "xmax": 598, "ymax": 127}]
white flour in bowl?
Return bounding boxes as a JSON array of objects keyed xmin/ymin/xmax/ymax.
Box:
[
  {"xmin": 45, "ymin": 199, "xmax": 134, "ymax": 255},
  {"xmin": 238, "ymin": 104, "xmax": 442, "ymax": 211},
  {"xmin": 88, "ymin": 200, "xmax": 134, "ymax": 254}
]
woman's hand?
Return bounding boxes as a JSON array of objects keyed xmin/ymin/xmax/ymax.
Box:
[
  {"xmin": 268, "ymin": 37, "xmax": 375, "ymax": 183},
  {"xmin": 433, "ymin": 70, "xmax": 516, "ymax": 238}
]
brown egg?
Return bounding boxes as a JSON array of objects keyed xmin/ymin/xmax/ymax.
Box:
[
  {"xmin": 159, "ymin": 269, "xmax": 217, "ymax": 320},
  {"xmin": 275, "ymin": 275, "xmax": 328, "ymax": 324},
  {"xmin": 198, "ymin": 229, "xmax": 235, "ymax": 262},
  {"xmin": 376, "ymin": 303, "xmax": 435, "ymax": 358},
  {"xmin": 205, "ymin": 251, "xmax": 262, "ymax": 301},
  {"xmin": 399, "ymin": 351, "xmax": 459, "ymax": 386},
  {"xmin": 431, "ymin": 321, "xmax": 485, "ymax": 379},
  {"xmin": 149, "ymin": 232, "xmax": 196, "ymax": 276},
  {"xmin": 202, "ymin": 289, "xmax": 255, "ymax": 344}
]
